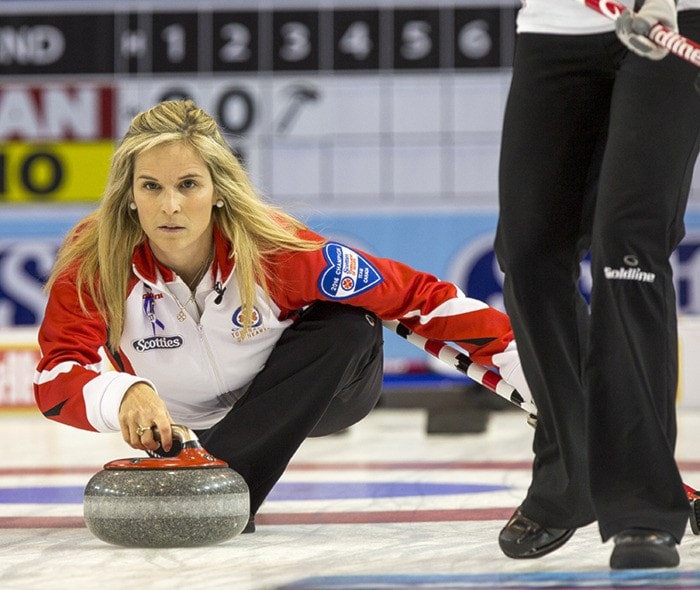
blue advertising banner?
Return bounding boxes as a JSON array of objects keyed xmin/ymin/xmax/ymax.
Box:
[{"xmin": 4, "ymin": 205, "xmax": 700, "ymax": 362}]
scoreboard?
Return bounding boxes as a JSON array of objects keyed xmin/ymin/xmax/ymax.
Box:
[
  {"xmin": 0, "ymin": 0, "xmax": 517, "ymax": 208},
  {"xmin": 1, "ymin": 3, "xmax": 514, "ymax": 75}
]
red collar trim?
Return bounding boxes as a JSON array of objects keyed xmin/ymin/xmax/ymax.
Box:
[{"xmin": 132, "ymin": 226, "xmax": 235, "ymax": 285}]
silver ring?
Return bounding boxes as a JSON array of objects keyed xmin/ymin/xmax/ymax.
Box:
[{"xmin": 135, "ymin": 424, "xmax": 150, "ymax": 437}]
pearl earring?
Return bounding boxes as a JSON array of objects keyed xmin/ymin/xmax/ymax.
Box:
[
  {"xmin": 215, "ymin": 200, "xmax": 224, "ymax": 209},
  {"xmin": 129, "ymin": 202, "xmax": 137, "ymax": 210}
]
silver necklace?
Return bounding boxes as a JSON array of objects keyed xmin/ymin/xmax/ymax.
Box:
[{"xmin": 170, "ymin": 251, "xmax": 214, "ymax": 322}]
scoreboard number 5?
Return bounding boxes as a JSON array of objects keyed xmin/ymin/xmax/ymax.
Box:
[{"xmin": 400, "ymin": 20, "xmax": 432, "ymax": 61}]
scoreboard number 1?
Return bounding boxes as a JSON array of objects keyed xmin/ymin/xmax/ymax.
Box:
[{"xmin": 161, "ymin": 24, "xmax": 187, "ymax": 64}]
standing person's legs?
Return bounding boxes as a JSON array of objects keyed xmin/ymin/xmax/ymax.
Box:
[
  {"xmin": 495, "ymin": 33, "xmax": 620, "ymax": 555},
  {"xmin": 196, "ymin": 302, "xmax": 384, "ymax": 517},
  {"xmin": 588, "ymin": 12, "xmax": 700, "ymax": 557}
]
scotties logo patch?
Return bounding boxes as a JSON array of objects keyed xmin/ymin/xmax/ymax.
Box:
[
  {"xmin": 319, "ymin": 242, "xmax": 383, "ymax": 299},
  {"xmin": 132, "ymin": 336, "xmax": 183, "ymax": 352}
]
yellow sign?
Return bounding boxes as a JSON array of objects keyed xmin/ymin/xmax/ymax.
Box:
[{"xmin": 0, "ymin": 141, "xmax": 114, "ymax": 202}]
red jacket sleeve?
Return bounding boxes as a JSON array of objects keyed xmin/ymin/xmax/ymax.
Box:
[
  {"xmin": 34, "ymin": 275, "xmax": 144, "ymax": 432},
  {"xmin": 266, "ymin": 230, "xmax": 515, "ymax": 368}
]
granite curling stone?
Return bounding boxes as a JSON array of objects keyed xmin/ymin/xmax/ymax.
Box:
[{"xmin": 83, "ymin": 424, "xmax": 249, "ymax": 547}]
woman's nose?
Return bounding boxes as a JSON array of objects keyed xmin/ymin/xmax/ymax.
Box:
[{"xmin": 161, "ymin": 188, "xmax": 181, "ymax": 214}]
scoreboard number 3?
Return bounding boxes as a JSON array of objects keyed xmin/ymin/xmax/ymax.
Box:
[{"xmin": 279, "ymin": 21, "xmax": 312, "ymax": 62}]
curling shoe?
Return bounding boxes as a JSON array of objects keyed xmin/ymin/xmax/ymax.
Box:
[
  {"xmin": 498, "ymin": 508, "xmax": 575, "ymax": 559},
  {"xmin": 610, "ymin": 529, "xmax": 679, "ymax": 569},
  {"xmin": 242, "ymin": 514, "xmax": 256, "ymax": 534},
  {"xmin": 685, "ymin": 484, "xmax": 700, "ymax": 535}
]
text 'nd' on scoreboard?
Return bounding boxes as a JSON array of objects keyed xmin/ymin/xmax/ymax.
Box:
[{"xmin": 0, "ymin": 1, "xmax": 516, "ymax": 75}]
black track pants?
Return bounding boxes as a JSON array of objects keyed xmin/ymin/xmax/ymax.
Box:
[
  {"xmin": 196, "ymin": 302, "xmax": 384, "ymax": 515},
  {"xmin": 495, "ymin": 13, "xmax": 700, "ymax": 542}
]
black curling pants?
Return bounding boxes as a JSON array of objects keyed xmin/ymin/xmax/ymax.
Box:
[
  {"xmin": 196, "ymin": 302, "xmax": 384, "ymax": 515},
  {"xmin": 495, "ymin": 12, "xmax": 700, "ymax": 543}
]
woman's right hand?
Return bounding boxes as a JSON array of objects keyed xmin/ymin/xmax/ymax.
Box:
[{"xmin": 118, "ymin": 382, "xmax": 174, "ymax": 452}]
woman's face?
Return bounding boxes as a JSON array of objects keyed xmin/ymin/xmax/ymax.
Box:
[{"xmin": 132, "ymin": 141, "xmax": 218, "ymax": 269}]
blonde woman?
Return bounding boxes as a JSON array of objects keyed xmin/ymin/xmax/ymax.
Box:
[{"xmin": 35, "ymin": 100, "xmax": 530, "ymax": 534}]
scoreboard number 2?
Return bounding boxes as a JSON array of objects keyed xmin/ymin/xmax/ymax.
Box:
[{"xmin": 219, "ymin": 23, "xmax": 253, "ymax": 63}]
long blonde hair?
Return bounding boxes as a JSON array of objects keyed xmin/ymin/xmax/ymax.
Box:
[{"xmin": 46, "ymin": 100, "xmax": 322, "ymax": 351}]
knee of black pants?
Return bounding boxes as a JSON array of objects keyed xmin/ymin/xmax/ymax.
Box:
[
  {"xmin": 495, "ymin": 225, "xmax": 547, "ymax": 279},
  {"xmin": 308, "ymin": 340, "xmax": 384, "ymax": 437},
  {"xmin": 302, "ymin": 303, "xmax": 384, "ymax": 436},
  {"xmin": 496, "ymin": 225, "xmax": 585, "ymax": 286}
]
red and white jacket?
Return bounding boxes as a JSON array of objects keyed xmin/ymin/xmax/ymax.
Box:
[{"xmin": 34, "ymin": 227, "xmax": 530, "ymax": 432}]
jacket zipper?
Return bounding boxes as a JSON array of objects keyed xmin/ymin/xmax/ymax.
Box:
[{"xmin": 197, "ymin": 319, "xmax": 227, "ymax": 398}]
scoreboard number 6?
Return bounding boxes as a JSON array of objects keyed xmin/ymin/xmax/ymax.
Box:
[{"xmin": 458, "ymin": 20, "xmax": 492, "ymax": 60}]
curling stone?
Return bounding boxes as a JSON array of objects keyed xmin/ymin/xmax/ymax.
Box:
[{"xmin": 83, "ymin": 424, "xmax": 249, "ymax": 547}]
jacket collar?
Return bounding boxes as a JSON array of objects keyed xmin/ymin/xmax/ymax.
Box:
[{"xmin": 131, "ymin": 226, "xmax": 236, "ymax": 287}]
